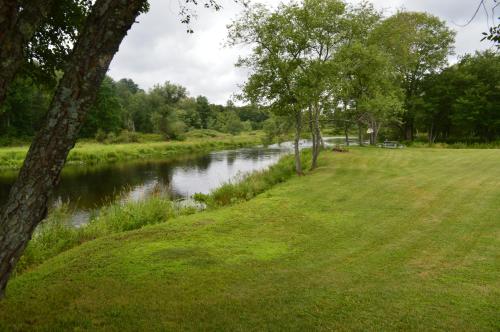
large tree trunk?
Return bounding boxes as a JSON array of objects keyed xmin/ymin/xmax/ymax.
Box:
[
  {"xmin": 0, "ymin": 0, "xmax": 146, "ymax": 298},
  {"xmin": 358, "ymin": 123, "xmax": 364, "ymax": 147},
  {"xmin": 404, "ymin": 123, "xmax": 413, "ymax": 141},
  {"xmin": 0, "ymin": 0, "xmax": 54, "ymax": 104},
  {"xmin": 310, "ymin": 103, "xmax": 322, "ymax": 170},
  {"xmin": 373, "ymin": 122, "xmax": 381, "ymax": 145},
  {"xmin": 428, "ymin": 122, "xmax": 436, "ymax": 145},
  {"xmin": 308, "ymin": 105, "xmax": 318, "ymax": 170},
  {"xmin": 342, "ymin": 103, "xmax": 349, "ymax": 146},
  {"xmin": 293, "ymin": 110, "xmax": 303, "ymax": 175}
]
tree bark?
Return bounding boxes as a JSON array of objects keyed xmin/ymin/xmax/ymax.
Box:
[
  {"xmin": 311, "ymin": 103, "xmax": 322, "ymax": 170},
  {"xmin": 428, "ymin": 122, "xmax": 436, "ymax": 145},
  {"xmin": 373, "ymin": 122, "xmax": 381, "ymax": 145},
  {"xmin": 343, "ymin": 103, "xmax": 349, "ymax": 146},
  {"xmin": 293, "ymin": 110, "xmax": 303, "ymax": 175},
  {"xmin": 358, "ymin": 123, "xmax": 364, "ymax": 146},
  {"xmin": 0, "ymin": 0, "xmax": 54, "ymax": 104},
  {"xmin": 0, "ymin": 0, "xmax": 146, "ymax": 298},
  {"xmin": 308, "ymin": 105, "xmax": 317, "ymax": 170}
]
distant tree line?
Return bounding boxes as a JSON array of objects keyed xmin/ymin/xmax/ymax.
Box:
[
  {"xmin": 0, "ymin": 76, "xmax": 269, "ymax": 142},
  {"xmin": 415, "ymin": 51, "xmax": 500, "ymax": 144}
]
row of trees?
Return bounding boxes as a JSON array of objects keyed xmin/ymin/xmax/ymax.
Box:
[
  {"xmin": 228, "ymin": 0, "xmax": 458, "ymax": 173},
  {"xmin": 0, "ymin": 76, "xmax": 269, "ymax": 141}
]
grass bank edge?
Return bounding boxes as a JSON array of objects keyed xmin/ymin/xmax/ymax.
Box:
[
  {"xmin": 15, "ymin": 150, "xmax": 311, "ymax": 275},
  {"xmin": 0, "ymin": 130, "xmax": 265, "ymax": 170}
]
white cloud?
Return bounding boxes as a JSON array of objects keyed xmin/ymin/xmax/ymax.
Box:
[{"xmin": 108, "ymin": 0, "xmax": 498, "ymax": 104}]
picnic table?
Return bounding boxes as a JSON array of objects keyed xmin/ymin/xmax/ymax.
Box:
[{"xmin": 378, "ymin": 140, "xmax": 405, "ymax": 149}]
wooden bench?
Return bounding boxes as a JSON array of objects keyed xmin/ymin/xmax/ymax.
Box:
[{"xmin": 378, "ymin": 141, "xmax": 405, "ymax": 149}]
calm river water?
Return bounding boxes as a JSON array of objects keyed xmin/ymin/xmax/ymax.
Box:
[{"xmin": 0, "ymin": 139, "xmax": 345, "ymax": 225}]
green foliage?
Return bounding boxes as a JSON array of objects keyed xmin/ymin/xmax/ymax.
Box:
[
  {"xmin": 15, "ymin": 205, "xmax": 82, "ymax": 274},
  {"xmin": 21, "ymin": 0, "xmax": 92, "ymax": 86},
  {"xmin": 416, "ymin": 51, "xmax": 500, "ymax": 142},
  {"xmin": 80, "ymin": 76, "xmax": 123, "ymax": 137},
  {"xmin": 151, "ymin": 106, "xmax": 187, "ymax": 140},
  {"xmin": 95, "ymin": 129, "xmax": 106, "ymax": 143},
  {"xmin": 371, "ymin": 11, "xmax": 456, "ymax": 139},
  {"xmin": 235, "ymin": 105, "xmax": 269, "ymax": 129},
  {"xmin": 0, "ymin": 77, "xmax": 51, "ymax": 137},
  {"xmin": 1, "ymin": 76, "xmax": 270, "ymax": 143},
  {"xmin": 262, "ymin": 114, "xmax": 293, "ymax": 144},
  {"xmin": 196, "ymin": 96, "xmax": 211, "ymax": 129},
  {"xmin": 213, "ymin": 111, "xmax": 244, "ymax": 135}
]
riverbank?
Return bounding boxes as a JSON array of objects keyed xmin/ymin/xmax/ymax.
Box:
[
  {"xmin": 0, "ymin": 130, "xmax": 264, "ymax": 170},
  {"xmin": 13, "ymin": 152, "xmax": 302, "ymax": 274},
  {"xmin": 1, "ymin": 148, "xmax": 499, "ymax": 330}
]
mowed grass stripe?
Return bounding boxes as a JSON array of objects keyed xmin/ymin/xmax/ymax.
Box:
[{"xmin": 0, "ymin": 148, "xmax": 498, "ymax": 331}]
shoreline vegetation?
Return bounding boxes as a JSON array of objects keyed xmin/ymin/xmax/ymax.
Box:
[
  {"xmin": 0, "ymin": 130, "xmax": 265, "ymax": 170},
  {"xmin": 404, "ymin": 141, "xmax": 500, "ymax": 149},
  {"xmin": 1, "ymin": 148, "xmax": 498, "ymax": 330},
  {"xmin": 14, "ymin": 151, "xmax": 306, "ymax": 275}
]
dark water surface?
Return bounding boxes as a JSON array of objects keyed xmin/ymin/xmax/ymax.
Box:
[
  {"xmin": 0, "ymin": 142, "xmax": 292, "ymax": 225},
  {"xmin": 0, "ymin": 138, "xmax": 346, "ymax": 225}
]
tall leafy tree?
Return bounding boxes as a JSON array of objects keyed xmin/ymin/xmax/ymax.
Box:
[
  {"xmin": 228, "ymin": 0, "xmax": 348, "ymax": 173},
  {"xmin": 196, "ymin": 96, "xmax": 211, "ymax": 129},
  {"xmin": 0, "ymin": 77, "xmax": 51, "ymax": 137},
  {"xmin": 80, "ymin": 76, "xmax": 123, "ymax": 137},
  {"xmin": 115, "ymin": 78, "xmax": 141, "ymax": 131},
  {"xmin": 335, "ymin": 41, "xmax": 403, "ymax": 145},
  {"xmin": 230, "ymin": 2, "xmax": 308, "ymax": 173},
  {"xmin": 371, "ymin": 11, "xmax": 455, "ymax": 140}
]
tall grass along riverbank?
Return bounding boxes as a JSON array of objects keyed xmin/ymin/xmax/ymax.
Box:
[
  {"xmin": 1, "ymin": 148, "xmax": 499, "ymax": 331},
  {"xmin": 13, "ymin": 152, "xmax": 303, "ymax": 275},
  {"xmin": 0, "ymin": 130, "xmax": 264, "ymax": 170}
]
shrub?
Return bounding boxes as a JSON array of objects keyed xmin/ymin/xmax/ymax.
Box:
[
  {"xmin": 193, "ymin": 152, "xmax": 307, "ymax": 208},
  {"xmin": 117, "ymin": 129, "xmax": 140, "ymax": 143},
  {"xmin": 95, "ymin": 129, "xmax": 107, "ymax": 143},
  {"xmin": 105, "ymin": 132, "xmax": 117, "ymax": 144},
  {"xmin": 15, "ymin": 197, "xmax": 196, "ymax": 275}
]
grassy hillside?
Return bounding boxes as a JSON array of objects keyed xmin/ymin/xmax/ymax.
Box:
[{"xmin": 0, "ymin": 148, "xmax": 499, "ymax": 331}]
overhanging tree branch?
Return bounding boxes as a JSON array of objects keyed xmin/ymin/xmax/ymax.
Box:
[{"xmin": 0, "ymin": 0, "xmax": 147, "ymax": 298}]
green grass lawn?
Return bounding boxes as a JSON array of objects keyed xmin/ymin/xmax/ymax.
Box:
[{"xmin": 1, "ymin": 148, "xmax": 499, "ymax": 331}]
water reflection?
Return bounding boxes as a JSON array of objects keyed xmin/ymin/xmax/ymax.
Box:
[{"xmin": 0, "ymin": 137, "xmax": 350, "ymax": 225}]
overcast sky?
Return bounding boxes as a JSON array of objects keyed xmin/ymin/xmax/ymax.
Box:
[{"xmin": 108, "ymin": 0, "xmax": 499, "ymax": 104}]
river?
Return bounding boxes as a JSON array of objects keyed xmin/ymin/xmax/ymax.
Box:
[{"xmin": 0, "ymin": 137, "xmax": 354, "ymax": 225}]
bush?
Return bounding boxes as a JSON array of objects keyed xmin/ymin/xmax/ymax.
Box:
[
  {"xmin": 95, "ymin": 129, "xmax": 107, "ymax": 143},
  {"xmin": 193, "ymin": 152, "xmax": 308, "ymax": 208},
  {"xmin": 185, "ymin": 129, "xmax": 225, "ymax": 139},
  {"xmin": 15, "ymin": 197, "xmax": 198, "ymax": 275},
  {"xmin": 117, "ymin": 130, "xmax": 140, "ymax": 143},
  {"xmin": 242, "ymin": 120, "xmax": 253, "ymax": 132},
  {"xmin": 105, "ymin": 132, "xmax": 117, "ymax": 144}
]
